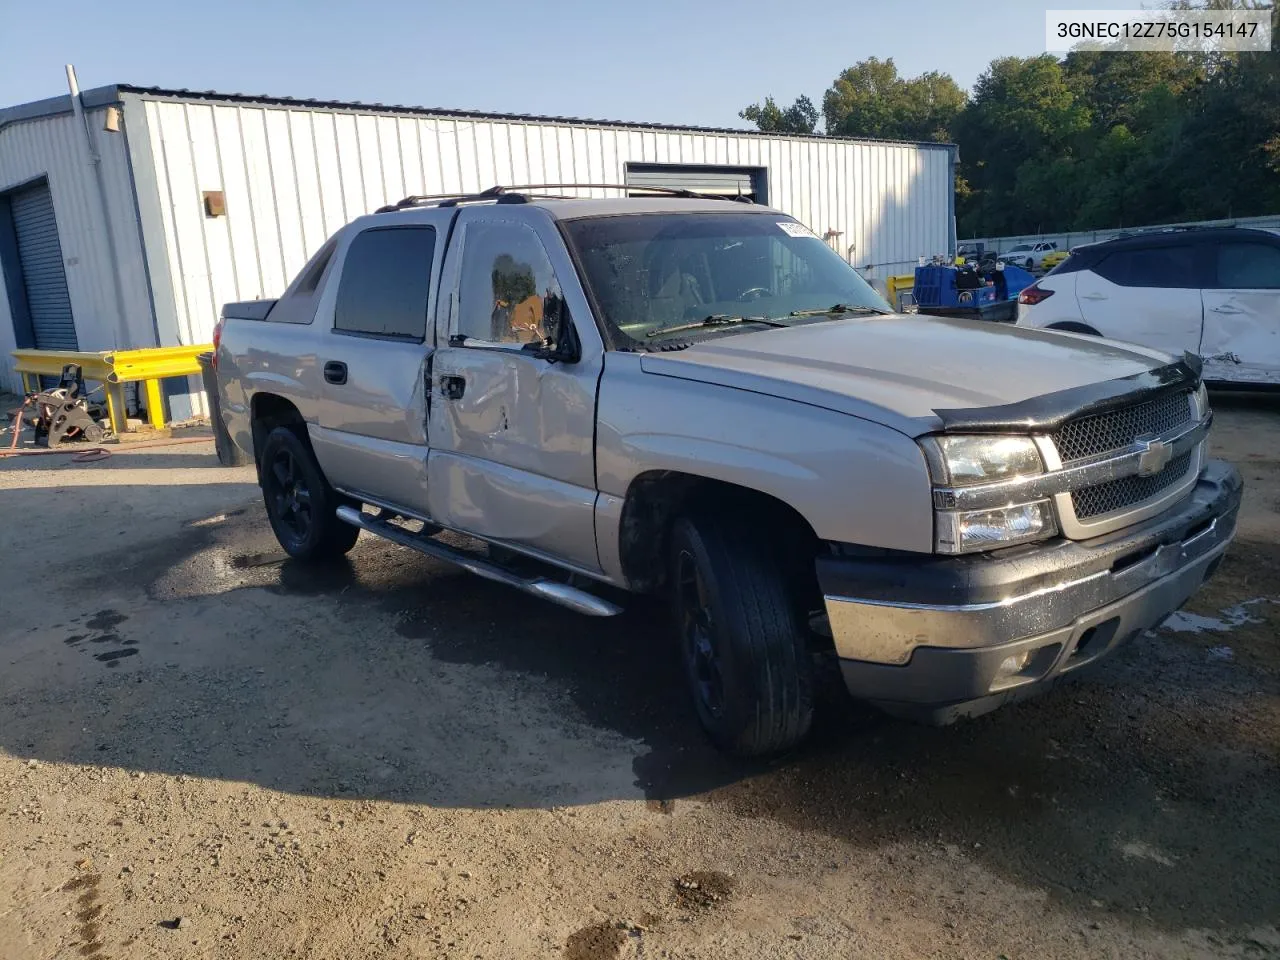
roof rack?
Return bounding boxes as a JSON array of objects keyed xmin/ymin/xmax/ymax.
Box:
[
  {"xmin": 1107, "ymin": 224, "xmax": 1239, "ymax": 241},
  {"xmin": 374, "ymin": 183, "xmax": 755, "ymax": 213}
]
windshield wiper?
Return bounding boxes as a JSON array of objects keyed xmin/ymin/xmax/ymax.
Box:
[
  {"xmin": 645, "ymin": 314, "xmax": 789, "ymax": 339},
  {"xmin": 788, "ymin": 303, "xmax": 891, "ymax": 318}
]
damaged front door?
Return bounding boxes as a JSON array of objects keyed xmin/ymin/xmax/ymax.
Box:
[{"xmin": 1200, "ymin": 240, "xmax": 1280, "ymax": 386}]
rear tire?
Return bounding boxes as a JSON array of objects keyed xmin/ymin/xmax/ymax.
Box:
[
  {"xmin": 259, "ymin": 425, "xmax": 360, "ymax": 561},
  {"xmin": 669, "ymin": 513, "xmax": 814, "ymax": 757}
]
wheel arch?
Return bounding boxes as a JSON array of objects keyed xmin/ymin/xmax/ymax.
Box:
[
  {"xmin": 616, "ymin": 470, "xmax": 822, "ymax": 602},
  {"xmin": 250, "ymin": 392, "xmax": 308, "ymax": 479}
]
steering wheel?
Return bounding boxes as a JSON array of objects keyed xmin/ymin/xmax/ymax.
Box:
[{"xmin": 737, "ymin": 286, "xmax": 771, "ymax": 301}]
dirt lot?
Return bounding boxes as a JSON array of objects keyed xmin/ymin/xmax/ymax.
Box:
[{"xmin": 2, "ymin": 395, "xmax": 1279, "ymax": 960}]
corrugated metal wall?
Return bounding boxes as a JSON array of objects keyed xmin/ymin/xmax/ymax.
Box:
[
  {"xmin": 965, "ymin": 213, "xmax": 1280, "ymax": 255},
  {"xmin": 0, "ymin": 108, "xmax": 155, "ymax": 394},
  {"xmin": 10, "ymin": 182, "xmax": 78, "ymax": 350},
  {"xmin": 133, "ymin": 96, "xmax": 954, "ymax": 346}
]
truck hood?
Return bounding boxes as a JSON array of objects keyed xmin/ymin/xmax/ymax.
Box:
[{"xmin": 637, "ymin": 314, "xmax": 1178, "ymax": 437}]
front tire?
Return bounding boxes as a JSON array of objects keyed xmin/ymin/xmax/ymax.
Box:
[
  {"xmin": 259, "ymin": 425, "xmax": 360, "ymax": 561},
  {"xmin": 669, "ymin": 513, "xmax": 814, "ymax": 757}
]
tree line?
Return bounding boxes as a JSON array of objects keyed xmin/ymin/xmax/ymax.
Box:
[{"xmin": 740, "ymin": 7, "xmax": 1280, "ymax": 238}]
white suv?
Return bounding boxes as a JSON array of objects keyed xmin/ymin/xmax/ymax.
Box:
[
  {"xmin": 1016, "ymin": 227, "xmax": 1280, "ymax": 387},
  {"xmin": 1001, "ymin": 241, "xmax": 1058, "ymax": 270}
]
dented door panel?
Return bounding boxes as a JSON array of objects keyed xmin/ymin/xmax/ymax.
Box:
[
  {"xmin": 426, "ymin": 205, "xmax": 605, "ymax": 572},
  {"xmin": 1200, "ymin": 290, "xmax": 1280, "ymax": 386}
]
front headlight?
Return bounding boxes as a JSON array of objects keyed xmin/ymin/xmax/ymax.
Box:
[
  {"xmin": 921, "ymin": 435, "xmax": 1044, "ymax": 486},
  {"xmin": 935, "ymin": 500, "xmax": 1058, "ymax": 554},
  {"xmin": 921, "ymin": 434, "xmax": 1058, "ymax": 553}
]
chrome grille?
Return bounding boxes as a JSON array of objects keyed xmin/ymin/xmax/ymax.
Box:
[
  {"xmin": 1052, "ymin": 391, "xmax": 1192, "ymax": 463},
  {"xmin": 1071, "ymin": 450, "xmax": 1194, "ymax": 519}
]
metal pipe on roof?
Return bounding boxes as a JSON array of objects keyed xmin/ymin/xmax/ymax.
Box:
[{"xmin": 66, "ymin": 64, "xmax": 131, "ymax": 352}]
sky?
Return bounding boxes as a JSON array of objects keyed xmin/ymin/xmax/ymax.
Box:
[{"xmin": 1, "ymin": 0, "xmax": 1158, "ymax": 129}]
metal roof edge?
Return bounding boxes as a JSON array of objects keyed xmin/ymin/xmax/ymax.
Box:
[
  {"xmin": 0, "ymin": 85, "xmax": 121, "ymax": 135},
  {"xmin": 112, "ymin": 84, "xmax": 956, "ymax": 151}
]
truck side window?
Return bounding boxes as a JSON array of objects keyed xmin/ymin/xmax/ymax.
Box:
[
  {"xmin": 457, "ymin": 222, "xmax": 564, "ymax": 345},
  {"xmin": 334, "ymin": 226, "xmax": 436, "ymax": 340},
  {"xmin": 296, "ymin": 239, "xmax": 337, "ymax": 294},
  {"xmin": 1216, "ymin": 243, "xmax": 1280, "ymax": 289}
]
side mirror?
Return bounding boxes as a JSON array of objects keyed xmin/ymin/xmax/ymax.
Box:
[
  {"xmin": 522, "ymin": 295, "xmax": 580, "ymax": 363},
  {"xmin": 521, "ymin": 325, "xmax": 580, "ymax": 364}
]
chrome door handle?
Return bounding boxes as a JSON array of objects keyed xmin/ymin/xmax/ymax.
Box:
[{"xmin": 1080, "ymin": 293, "xmax": 1108, "ymax": 301}]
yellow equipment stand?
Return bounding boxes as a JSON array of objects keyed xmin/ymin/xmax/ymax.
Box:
[
  {"xmin": 12, "ymin": 345, "xmax": 213, "ymax": 435},
  {"xmin": 885, "ymin": 274, "xmax": 916, "ymax": 313}
]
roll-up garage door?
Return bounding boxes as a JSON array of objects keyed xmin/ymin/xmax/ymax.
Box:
[
  {"xmin": 12, "ymin": 182, "xmax": 78, "ymax": 350},
  {"xmin": 625, "ymin": 164, "xmax": 764, "ymax": 202}
]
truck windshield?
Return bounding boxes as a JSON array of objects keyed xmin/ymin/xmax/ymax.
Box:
[{"xmin": 562, "ymin": 213, "xmax": 891, "ymax": 343}]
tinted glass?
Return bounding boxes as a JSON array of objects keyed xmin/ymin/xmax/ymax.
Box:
[
  {"xmin": 334, "ymin": 227, "xmax": 435, "ymax": 339},
  {"xmin": 296, "ymin": 240, "xmax": 337, "ymax": 294},
  {"xmin": 1093, "ymin": 245, "xmax": 1199, "ymax": 288},
  {"xmin": 1216, "ymin": 242, "xmax": 1280, "ymax": 289},
  {"xmin": 1044, "ymin": 253, "xmax": 1088, "ymax": 276},
  {"xmin": 563, "ymin": 213, "xmax": 889, "ymax": 342},
  {"xmin": 457, "ymin": 221, "xmax": 565, "ymax": 345}
]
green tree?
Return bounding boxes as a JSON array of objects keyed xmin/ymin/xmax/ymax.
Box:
[
  {"xmin": 821, "ymin": 57, "xmax": 903, "ymax": 138},
  {"xmin": 954, "ymin": 55, "xmax": 1092, "ymax": 235},
  {"xmin": 821, "ymin": 58, "xmax": 965, "ymax": 141},
  {"xmin": 1173, "ymin": 23, "xmax": 1280, "ymax": 218},
  {"xmin": 738, "ymin": 95, "xmax": 819, "ymax": 135},
  {"xmin": 1063, "ymin": 50, "xmax": 1203, "ymax": 131},
  {"xmin": 742, "ymin": 6, "xmax": 1280, "ymax": 237}
]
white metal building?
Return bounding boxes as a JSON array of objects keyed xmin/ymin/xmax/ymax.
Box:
[{"xmin": 0, "ymin": 83, "xmax": 957, "ymax": 407}]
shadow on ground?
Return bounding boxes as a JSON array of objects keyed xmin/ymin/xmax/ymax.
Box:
[{"xmin": 2, "ymin": 483, "xmax": 1279, "ymax": 934}]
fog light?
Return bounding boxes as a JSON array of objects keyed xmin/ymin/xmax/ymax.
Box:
[{"xmin": 995, "ymin": 650, "xmax": 1032, "ymax": 679}]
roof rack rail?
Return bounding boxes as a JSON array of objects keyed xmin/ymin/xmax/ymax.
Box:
[
  {"xmin": 374, "ymin": 183, "xmax": 754, "ymax": 213},
  {"xmin": 1106, "ymin": 223, "xmax": 1239, "ymax": 241}
]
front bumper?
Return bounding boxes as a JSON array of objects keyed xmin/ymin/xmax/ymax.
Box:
[{"xmin": 820, "ymin": 459, "xmax": 1242, "ymax": 723}]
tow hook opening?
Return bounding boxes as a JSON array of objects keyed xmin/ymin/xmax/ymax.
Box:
[
  {"xmin": 1112, "ymin": 545, "xmax": 1157, "ymax": 575},
  {"xmin": 1070, "ymin": 617, "xmax": 1122, "ymax": 664},
  {"xmin": 989, "ymin": 642, "xmax": 1062, "ymax": 692}
]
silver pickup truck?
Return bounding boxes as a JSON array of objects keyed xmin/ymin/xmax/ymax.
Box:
[{"xmin": 216, "ymin": 186, "xmax": 1242, "ymax": 756}]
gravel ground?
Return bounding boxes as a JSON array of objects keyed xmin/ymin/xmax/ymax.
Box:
[{"xmin": 1, "ymin": 396, "xmax": 1278, "ymax": 960}]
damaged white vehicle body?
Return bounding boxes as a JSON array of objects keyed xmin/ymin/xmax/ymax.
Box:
[{"xmin": 1015, "ymin": 227, "xmax": 1280, "ymax": 388}]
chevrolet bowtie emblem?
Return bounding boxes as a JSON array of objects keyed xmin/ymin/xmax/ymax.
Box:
[{"xmin": 1135, "ymin": 436, "xmax": 1173, "ymax": 477}]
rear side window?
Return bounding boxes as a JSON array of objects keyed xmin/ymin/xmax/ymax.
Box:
[
  {"xmin": 334, "ymin": 226, "xmax": 436, "ymax": 339},
  {"xmin": 1093, "ymin": 245, "xmax": 1199, "ymax": 289},
  {"xmin": 1215, "ymin": 242, "xmax": 1280, "ymax": 289},
  {"xmin": 296, "ymin": 240, "xmax": 337, "ymax": 294}
]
